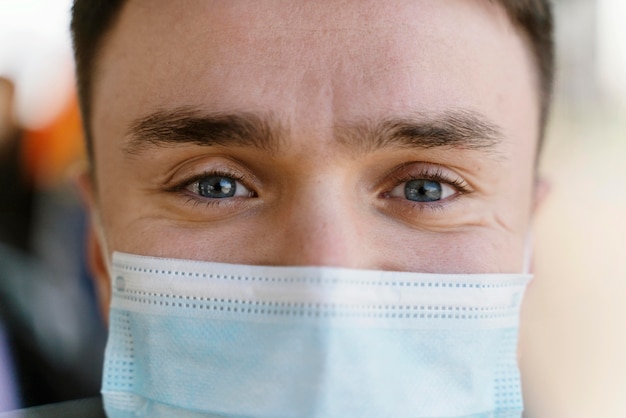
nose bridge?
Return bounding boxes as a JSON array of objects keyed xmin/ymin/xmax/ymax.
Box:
[{"xmin": 272, "ymin": 172, "xmax": 369, "ymax": 268}]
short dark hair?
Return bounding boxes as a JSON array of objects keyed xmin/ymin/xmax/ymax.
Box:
[{"xmin": 71, "ymin": 0, "xmax": 554, "ymax": 160}]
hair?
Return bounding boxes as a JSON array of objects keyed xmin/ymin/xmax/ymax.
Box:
[{"xmin": 71, "ymin": 0, "xmax": 554, "ymax": 160}]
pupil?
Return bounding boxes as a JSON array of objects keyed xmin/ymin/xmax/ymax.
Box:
[
  {"xmin": 405, "ymin": 179, "xmax": 442, "ymax": 202},
  {"xmin": 198, "ymin": 176, "xmax": 236, "ymax": 198}
]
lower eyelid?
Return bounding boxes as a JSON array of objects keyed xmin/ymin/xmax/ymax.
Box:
[
  {"xmin": 178, "ymin": 192, "xmax": 251, "ymax": 211},
  {"xmin": 384, "ymin": 194, "xmax": 466, "ymax": 222},
  {"xmin": 381, "ymin": 199, "xmax": 449, "ymax": 221}
]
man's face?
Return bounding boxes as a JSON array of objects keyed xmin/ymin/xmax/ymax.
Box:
[{"xmin": 86, "ymin": 0, "xmax": 540, "ymax": 309}]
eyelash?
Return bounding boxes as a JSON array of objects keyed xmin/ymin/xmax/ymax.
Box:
[
  {"xmin": 388, "ymin": 166, "xmax": 470, "ymax": 193},
  {"xmin": 165, "ymin": 169, "xmax": 254, "ymax": 208},
  {"xmin": 383, "ymin": 166, "xmax": 471, "ymax": 212},
  {"xmin": 166, "ymin": 165, "xmax": 470, "ymax": 214}
]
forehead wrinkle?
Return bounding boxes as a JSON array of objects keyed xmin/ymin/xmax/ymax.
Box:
[
  {"xmin": 334, "ymin": 110, "xmax": 505, "ymax": 158},
  {"xmin": 123, "ymin": 106, "xmax": 286, "ymax": 156}
]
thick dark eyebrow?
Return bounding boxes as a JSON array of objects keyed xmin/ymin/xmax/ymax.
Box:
[
  {"xmin": 124, "ymin": 107, "xmax": 283, "ymax": 155},
  {"xmin": 337, "ymin": 110, "xmax": 503, "ymax": 155},
  {"xmin": 125, "ymin": 107, "xmax": 502, "ymax": 157}
]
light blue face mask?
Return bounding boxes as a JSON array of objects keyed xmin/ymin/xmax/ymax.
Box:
[{"xmin": 102, "ymin": 252, "xmax": 531, "ymax": 418}]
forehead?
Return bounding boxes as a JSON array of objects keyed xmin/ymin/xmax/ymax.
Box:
[{"xmin": 92, "ymin": 0, "xmax": 538, "ymax": 157}]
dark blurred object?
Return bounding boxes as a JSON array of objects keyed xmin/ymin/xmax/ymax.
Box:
[
  {"xmin": 0, "ymin": 76, "xmax": 105, "ymax": 410},
  {"xmin": 0, "ymin": 397, "xmax": 105, "ymax": 418},
  {"xmin": 0, "ymin": 77, "xmax": 34, "ymax": 252},
  {"xmin": 0, "ymin": 244, "xmax": 104, "ymax": 407}
]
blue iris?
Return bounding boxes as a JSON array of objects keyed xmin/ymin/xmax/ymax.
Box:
[
  {"xmin": 404, "ymin": 179, "xmax": 442, "ymax": 202},
  {"xmin": 198, "ymin": 176, "xmax": 237, "ymax": 198}
]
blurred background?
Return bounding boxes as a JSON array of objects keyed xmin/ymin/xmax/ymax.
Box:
[
  {"xmin": 523, "ymin": 0, "xmax": 626, "ymax": 417},
  {"xmin": 0, "ymin": 0, "xmax": 105, "ymax": 411},
  {"xmin": 0, "ymin": 0, "xmax": 624, "ymax": 416}
]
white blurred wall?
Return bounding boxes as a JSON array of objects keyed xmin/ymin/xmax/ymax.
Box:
[
  {"xmin": 597, "ymin": 0, "xmax": 626, "ymax": 103},
  {"xmin": 0, "ymin": 0, "xmax": 74, "ymax": 129}
]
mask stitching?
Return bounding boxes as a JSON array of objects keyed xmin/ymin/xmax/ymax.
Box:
[
  {"xmin": 113, "ymin": 263, "xmax": 526, "ymax": 289},
  {"xmin": 114, "ymin": 292, "xmax": 520, "ymax": 321}
]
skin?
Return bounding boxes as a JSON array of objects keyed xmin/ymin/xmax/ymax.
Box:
[{"xmin": 81, "ymin": 0, "xmax": 541, "ymax": 315}]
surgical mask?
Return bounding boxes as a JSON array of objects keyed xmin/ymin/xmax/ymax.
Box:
[{"xmin": 102, "ymin": 252, "xmax": 531, "ymax": 418}]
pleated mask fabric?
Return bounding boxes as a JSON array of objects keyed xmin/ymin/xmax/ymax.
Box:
[{"xmin": 102, "ymin": 252, "xmax": 531, "ymax": 418}]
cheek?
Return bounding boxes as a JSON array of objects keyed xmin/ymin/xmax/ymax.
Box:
[
  {"xmin": 100, "ymin": 215, "xmax": 271, "ymax": 264},
  {"xmin": 495, "ymin": 147, "xmax": 536, "ymax": 234},
  {"xmin": 98, "ymin": 203, "xmax": 525, "ymax": 274},
  {"xmin": 378, "ymin": 229, "xmax": 525, "ymax": 274}
]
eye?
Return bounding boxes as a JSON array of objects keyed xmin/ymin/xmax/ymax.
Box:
[
  {"xmin": 389, "ymin": 179, "xmax": 456, "ymax": 202},
  {"xmin": 187, "ymin": 174, "xmax": 253, "ymax": 199}
]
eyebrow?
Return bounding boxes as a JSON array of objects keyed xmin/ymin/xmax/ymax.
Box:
[
  {"xmin": 124, "ymin": 107, "xmax": 284, "ymax": 155},
  {"xmin": 336, "ymin": 109, "xmax": 502, "ymax": 155},
  {"xmin": 124, "ymin": 107, "xmax": 502, "ymax": 156}
]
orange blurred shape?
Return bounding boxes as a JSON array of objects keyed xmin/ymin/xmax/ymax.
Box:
[{"xmin": 21, "ymin": 91, "xmax": 85, "ymax": 188}]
